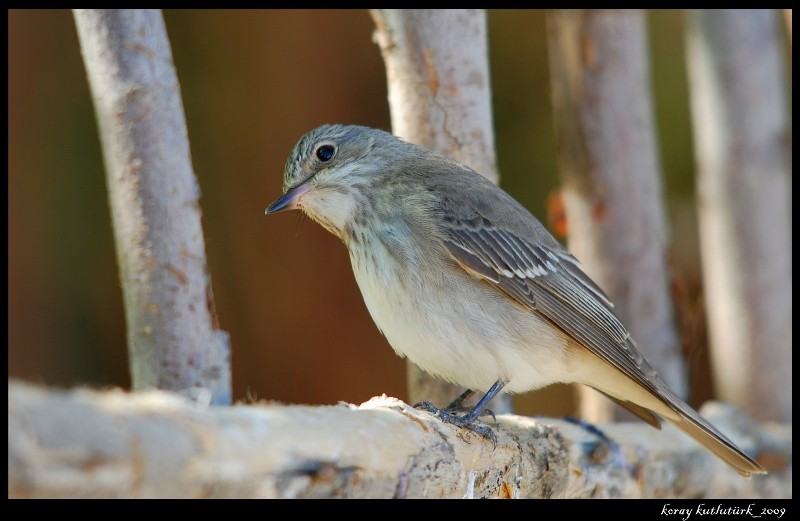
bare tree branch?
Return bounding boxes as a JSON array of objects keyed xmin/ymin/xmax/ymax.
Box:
[
  {"xmin": 72, "ymin": 10, "xmax": 231, "ymax": 404},
  {"xmin": 546, "ymin": 10, "xmax": 686, "ymax": 423},
  {"xmin": 685, "ymin": 9, "xmax": 792, "ymax": 423},
  {"xmin": 8, "ymin": 381, "xmax": 789, "ymax": 498},
  {"xmin": 370, "ymin": 9, "xmax": 509, "ymax": 413}
]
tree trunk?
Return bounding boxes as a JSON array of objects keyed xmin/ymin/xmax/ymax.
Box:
[
  {"xmin": 370, "ymin": 9, "xmax": 510, "ymax": 413},
  {"xmin": 685, "ymin": 9, "xmax": 792, "ymax": 422},
  {"xmin": 73, "ymin": 10, "xmax": 231, "ymax": 404},
  {"xmin": 546, "ymin": 10, "xmax": 686, "ymax": 423},
  {"xmin": 9, "ymin": 380, "xmax": 788, "ymax": 498}
]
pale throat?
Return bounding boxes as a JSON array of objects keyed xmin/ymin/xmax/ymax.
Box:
[{"xmin": 302, "ymin": 187, "xmax": 359, "ymax": 240}]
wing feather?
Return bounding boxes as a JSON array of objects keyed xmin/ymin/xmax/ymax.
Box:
[{"xmin": 437, "ymin": 212, "xmax": 662, "ymax": 397}]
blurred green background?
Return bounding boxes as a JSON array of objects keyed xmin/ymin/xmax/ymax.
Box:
[{"xmin": 10, "ymin": 9, "xmax": 716, "ymax": 416}]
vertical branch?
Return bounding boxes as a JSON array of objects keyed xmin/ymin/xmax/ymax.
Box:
[
  {"xmin": 546, "ymin": 10, "xmax": 686, "ymax": 422},
  {"xmin": 685, "ymin": 10, "xmax": 791, "ymax": 422},
  {"xmin": 370, "ymin": 9, "xmax": 510, "ymax": 413},
  {"xmin": 73, "ymin": 10, "xmax": 231, "ymax": 404},
  {"xmin": 370, "ymin": 9, "xmax": 497, "ymax": 182}
]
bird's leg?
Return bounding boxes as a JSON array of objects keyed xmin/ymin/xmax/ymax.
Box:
[
  {"xmin": 414, "ymin": 380, "xmax": 507, "ymax": 445},
  {"xmin": 444, "ymin": 388, "xmax": 475, "ymax": 410},
  {"xmin": 442, "ymin": 388, "xmax": 498, "ymax": 421},
  {"xmin": 417, "ymin": 388, "xmax": 495, "ymax": 421},
  {"xmin": 563, "ymin": 415, "xmax": 625, "ymax": 466},
  {"xmin": 564, "ymin": 415, "xmax": 615, "ymax": 444}
]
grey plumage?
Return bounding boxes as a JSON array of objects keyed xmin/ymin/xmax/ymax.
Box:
[{"xmin": 267, "ymin": 124, "xmax": 766, "ymax": 477}]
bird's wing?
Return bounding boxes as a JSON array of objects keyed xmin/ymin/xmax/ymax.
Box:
[
  {"xmin": 433, "ymin": 199, "xmax": 666, "ymax": 400},
  {"xmin": 426, "ymin": 173, "xmax": 765, "ymax": 476}
]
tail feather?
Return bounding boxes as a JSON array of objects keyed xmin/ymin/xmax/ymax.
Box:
[
  {"xmin": 572, "ymin": 348, "xmax": 766, "ymax": 477},
  {"xmin": 600, "ymin": 391, "xmax": 662, "ymax": 429},
  {"xmin": 660, "ymin": 392, "xmax": 766, "ymax": 477}
]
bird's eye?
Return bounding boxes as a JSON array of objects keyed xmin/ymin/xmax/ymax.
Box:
[{"xmin": 316, "ymin": 144, "xmax": 336, "ymax": 162}]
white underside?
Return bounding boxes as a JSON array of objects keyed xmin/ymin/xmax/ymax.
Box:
[{"xmin": 348, "ymin": 230, "xmax": 576, "ymax": 394}]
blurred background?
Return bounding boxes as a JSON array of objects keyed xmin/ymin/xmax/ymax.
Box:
[{"xmin": 9, "ymin": 10, "xmax": 732, "ymax": 416}]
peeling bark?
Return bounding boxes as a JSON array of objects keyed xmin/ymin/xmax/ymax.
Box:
[
  {"xmin": 8, "ymin": 381, "xmax": 790, "ymax": 499},
  {"xmin": 546, "ymin": 10, "xmax": 686, "ymax": 422},
  {"xmin": 370, "ymin": 9, "xmax": 509, "ymax": 413},
  {"xmin": 72, "ymin": 10, "xmax": 231, "ymax": 404},
  {"xmin": 685, "ymin": 9, "xmax": 792, "ymax": 422}
]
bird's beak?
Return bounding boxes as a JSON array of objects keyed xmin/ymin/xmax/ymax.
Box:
[{"xmin": 265, "ymin": 182, "xmax": 310, "ymax": 215}]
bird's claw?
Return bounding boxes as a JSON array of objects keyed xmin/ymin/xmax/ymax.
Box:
[{"xmin": 413, "ymin": 400, "xmax": 498, "ymax": 446}]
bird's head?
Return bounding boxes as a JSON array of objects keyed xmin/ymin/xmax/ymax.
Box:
[{"xmin": 266, "ymin": 124, "xmax": 398, "ymax": 238}]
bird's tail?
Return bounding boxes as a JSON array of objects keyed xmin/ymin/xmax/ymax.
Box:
[
  {"xmin": 604, "ymin": 388, "xmax": 765, "ymax": 477},
  {"xmin": 659, "ymin": 391, "xmax": 766, "ymax": 477},
  {"xmin": 572, "ymin": 346, "xmax": 766, "ymax": 477}
]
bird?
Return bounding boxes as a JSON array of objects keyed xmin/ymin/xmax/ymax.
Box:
[{"xmin": 265, "ymin": 123, "xmax": 766, "ymax": 477}]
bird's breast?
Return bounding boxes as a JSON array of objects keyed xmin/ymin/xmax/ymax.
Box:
[{"xmin": 344, "ymin": 224, "xmax": 571, "ymax": 393}]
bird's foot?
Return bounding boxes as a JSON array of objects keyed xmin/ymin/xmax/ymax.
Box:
[
  {"xmin": 564, "ymin": 415, "xmax": 617, "ymax": 447},
  {"xmin": 413, "ymin": 400, "xmax": 498, "ymax": 446},
  {"xmin": 441, "ymin": 390, "xmax": 497, "ymax": 423},
  {"xmin": 564, "ymin": 415, "xmax": 627, "ymax": 467}
]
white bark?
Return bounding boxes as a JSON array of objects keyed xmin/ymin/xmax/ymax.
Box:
[
  {"xmin": 546, "ymin": 10, "xmax": 686, "ymax": 423},
  {"xmin": 8, "ymin": 380, "xmax": 790, "ymax": 498},
  {"xmin": 685, "ymin": 9, "xmax": 792, "ymax": 422},
  {"xmin": 72, "ymin": 10, "xmax": 231, "ymax": 404},
  {"xmin": 370, "ymin": 9, "xmax": 509, "ymax": 412},
  {"xmin": 371, "ymin": 9, "xmax": 497, "ymax": 182}
]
